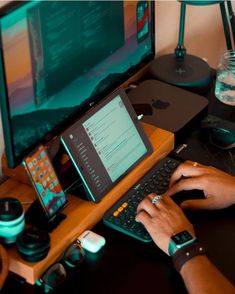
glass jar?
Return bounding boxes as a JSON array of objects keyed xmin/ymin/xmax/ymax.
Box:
[{"xmin": 215, "ymin": 50, "xmax": 235, "ymax": 106}]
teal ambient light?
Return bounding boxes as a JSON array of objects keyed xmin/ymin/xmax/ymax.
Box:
[{"xmin": 0, "ymin": 198, "xmax": 25, "ymax": 244}]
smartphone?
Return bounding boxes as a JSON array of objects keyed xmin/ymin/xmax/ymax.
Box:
[
  {"xmin": 22, "ymin": 145, "xmax": 68, "ymax": 219},
  {"xmin": 136, "ymin": 0, "xmax": 149, "ymax": 43}
]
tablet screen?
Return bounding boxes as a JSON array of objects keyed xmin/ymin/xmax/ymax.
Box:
[{"xmin": 61, "ymin": 88, "xmax": 153, "ymax": 202}]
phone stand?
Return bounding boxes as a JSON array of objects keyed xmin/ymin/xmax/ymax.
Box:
[{"xmin": 25, "ymin": 200, "xmax": 66, "ymax": 233}]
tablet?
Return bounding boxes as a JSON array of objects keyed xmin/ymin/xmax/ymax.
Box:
[{"xmin": 61, "ymin": 88, "xmax": 153, "ymax": 202}]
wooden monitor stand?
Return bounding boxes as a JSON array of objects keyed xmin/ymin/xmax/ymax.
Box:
[{"xmin": 0, "ymin": 123, "xmax": 174, "ymax": 285}]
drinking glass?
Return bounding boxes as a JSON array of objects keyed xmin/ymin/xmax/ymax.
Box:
[{"xmin": 215, "ymin": 50, "xmax": 235, "ymax": 106}]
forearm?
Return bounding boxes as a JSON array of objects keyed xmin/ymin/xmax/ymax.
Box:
[{"xmin": 180, "ymin": 255, "xmax": 235, "ymax": 294}]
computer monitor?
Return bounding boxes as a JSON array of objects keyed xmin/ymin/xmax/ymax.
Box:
[{"xmin": 0, "ymin": 0, "xmax": 155, "ymax": 168}]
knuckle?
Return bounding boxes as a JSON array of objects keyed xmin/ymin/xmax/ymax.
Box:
[{"xmin": 136, "ymin": 211, "xmax": 145, "ymax": 221}]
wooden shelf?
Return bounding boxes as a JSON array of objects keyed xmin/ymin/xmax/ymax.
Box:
[{"xmin": 0, "ymin": 123, "xmax": 174, "ymax": 284}]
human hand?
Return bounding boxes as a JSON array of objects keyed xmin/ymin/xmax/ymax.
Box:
[
  {"xmin": 0, "ymin": 244, "xmax": 9, "ymax": 290},
  {"xmin": 135, "ymin": 193, "xmax": 195, "ymax": 255},
  {"xmin": 168, "ymin": 160, "xmax": 235, "ymax": 210}
]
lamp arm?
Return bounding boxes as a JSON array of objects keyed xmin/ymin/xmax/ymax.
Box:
[
  {"xmin": 226, "ymin": 0, "xmax": 235, "ymax": 47},
  {"xmin": 175, "ymin": 2, "xmax": 187, "ymax": 60},
  {"xmin": 219, "ymin": 1, "xmax": 233, "ymax": 50}
]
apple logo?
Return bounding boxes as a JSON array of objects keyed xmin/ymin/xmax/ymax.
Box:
[{"xmin": 152, "ymin": 99, "xmax": 170, "ymax": 109}]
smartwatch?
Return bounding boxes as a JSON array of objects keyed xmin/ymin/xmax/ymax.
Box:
[{"xmin": 168, "ymin": 230, "xmax": 197, "ymax": 256}]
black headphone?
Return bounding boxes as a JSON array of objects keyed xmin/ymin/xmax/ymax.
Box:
[{"xmin": 16, "ymin": 226, "xmax": 51, "ymax": 262}]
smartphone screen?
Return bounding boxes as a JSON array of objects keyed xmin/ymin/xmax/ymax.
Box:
[
  {"xmin": 23, "ymin": 145, "xmax": 67, "ymax": 219},
  {"xmin": 137, "ymin": 1, "xmax": 149, "ymax": 43}
]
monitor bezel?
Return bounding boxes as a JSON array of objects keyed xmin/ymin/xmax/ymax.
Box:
[{"xmin": 0, "ymin": 0, "xmax": 155, "ymax": 168}]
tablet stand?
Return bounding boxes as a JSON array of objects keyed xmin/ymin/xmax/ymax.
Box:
[{"xmin": 25, "ymin": 199, "xmax": 66, "ymax": 233}]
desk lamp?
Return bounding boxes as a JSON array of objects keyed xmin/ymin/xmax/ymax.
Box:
[{"xmin": 149, "ymin": 0, "xmax": 234, "ymax": 93}]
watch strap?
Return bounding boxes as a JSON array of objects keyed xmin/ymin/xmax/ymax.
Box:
[{"xmin": 172, "ymin": 241, "xmax": 207, "ymax": 272}]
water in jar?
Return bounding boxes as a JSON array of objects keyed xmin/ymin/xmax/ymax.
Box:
[{"xmin": 215, "ymin": 71, "xmax": 235, "ymax": 106}]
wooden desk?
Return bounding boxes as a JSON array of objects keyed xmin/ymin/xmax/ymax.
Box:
[{"xmin": 0, "ymin": 123, "xmax": 174, "ymax": 284}]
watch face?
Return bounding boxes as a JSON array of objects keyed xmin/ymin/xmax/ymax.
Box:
[{"xmin": 171, "ymin": 230, "xmax": 194, "ymax": 245}]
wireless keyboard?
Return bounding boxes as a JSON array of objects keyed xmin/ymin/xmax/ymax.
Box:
[{"xmin": 103, "ymin": 157, "xmax": 181, "ymax": 242}]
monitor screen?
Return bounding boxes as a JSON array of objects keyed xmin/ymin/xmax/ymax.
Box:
[{"xmin": 0, "ymin": 0, "xmax": 155, "ymax": 168}]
